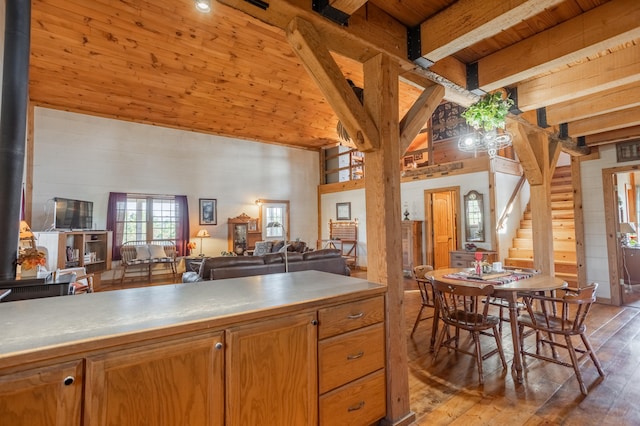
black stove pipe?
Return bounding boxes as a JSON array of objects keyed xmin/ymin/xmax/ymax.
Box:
[{"xmin": 0, "ymin": 0, "xmax": 31, "ymax": 281}]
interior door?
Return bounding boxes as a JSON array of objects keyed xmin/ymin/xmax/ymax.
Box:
[{"xmin": 425, "ymin": 188, "xmax": 459, "ymax": 270}]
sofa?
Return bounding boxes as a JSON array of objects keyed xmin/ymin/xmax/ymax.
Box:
[
  {"xmin": 252, "ymin": 240, "xmax": 308, "ymax": 256},
  {"xmin": 182, "ymin": 248, "xmax": 350, "ymax": 282}
]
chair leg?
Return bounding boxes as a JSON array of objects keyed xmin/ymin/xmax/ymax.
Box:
[
  {"xmin": 580, "ymin": 333, "xmax": 605, "ymax": 377},
  {"xmin": 564, "ymin": 335, "xmax": 588, "ymax": 395},
  {"xmin": 432, "ymin": 324, "xmax": 449, "ymax": 362},
  {"xmin": 518, "ymin": 323, "xmax": 528, "ymax": 367},
  {"xmin": 472, "ymin": 331, "xmax": 484, "ymax": 385},
  {"xmin": 492, "ymin": 325, "xmax": 508, "ymax": 370},
  {"xmin": 411, "ymin": 306, "xmax": 426, "ymax": 336}
]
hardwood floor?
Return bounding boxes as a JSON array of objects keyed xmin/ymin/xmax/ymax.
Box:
[{"xmin": 100, "ymin": 271, "xmax": 640, "ymax": 425}]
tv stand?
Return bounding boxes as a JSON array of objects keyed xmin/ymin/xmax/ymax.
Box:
[{"xmin": 33, "ymin": 230, "xmax": 112, "ymax": 277}]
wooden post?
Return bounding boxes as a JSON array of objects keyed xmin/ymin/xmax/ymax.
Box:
[{"xmin": 363, "ymin": 54, "xmax": 415, "ymax": 426}]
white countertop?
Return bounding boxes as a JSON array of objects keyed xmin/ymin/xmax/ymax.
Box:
[{"xmin": 0, "ymin": 270, "xmax": 384, "ymax": 364}]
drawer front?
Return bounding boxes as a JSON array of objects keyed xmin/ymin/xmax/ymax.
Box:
[
  {"xmin": 318, "ymin": 296, "xmax": 384, "ymax": 339},
  {"xmin": 319, "ymin": 369, "xmax": 386, "ymax": 426},
  {"xmin": 319, "ymin": 323, "xmax": 385, "ymax": 393},
  {"xmin": 450, "ymin": 259, "xmax": 469, "ymax": 268}
]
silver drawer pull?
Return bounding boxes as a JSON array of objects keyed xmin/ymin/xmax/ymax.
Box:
[
  {"xmin": 347, "ymin": 312, "xmax": 364, "ymax": 320},
  {"xmin": 347, "ymin": 351, "xmax": 364, "ymax": 360},
  {"xmin": 347, "ymin": 401, "xmax": 365, "ymax": 412}
]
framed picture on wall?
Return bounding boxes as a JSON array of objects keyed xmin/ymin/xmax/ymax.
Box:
[
  {"xmin": 199, "ymin": 198, "xmax": 217, "ymax": 225},
  {"xmin": 336, "ymin": 202, "xmax": 351, "ymax": 220},
  {"xmin": 616, "ymin": 140, "xmax": 640, "ymax": 163}
]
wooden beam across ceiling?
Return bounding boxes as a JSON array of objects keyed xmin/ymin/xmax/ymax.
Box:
[
  {"xmin": 419, "ymin": 0, "xmax": 565, "ymax": 63},
  {"xmin": 569, "ymin": 105, "xmax": 640, "ymax": 137},
  {"xmin": 399, "ymin": 84, "xmax": 444, "ymax": 155},
  {"xmin": 476, "ymin": 0, "xmax": 640, "ymax": 92}
]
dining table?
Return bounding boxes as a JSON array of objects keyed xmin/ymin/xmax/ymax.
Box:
[{"xmin": 426, "ymin": 267, "xmax": 567, "ymax": 384}]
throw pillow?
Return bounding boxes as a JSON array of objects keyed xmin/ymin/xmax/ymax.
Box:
[
  {"xmin": 148, "ymin": 244, "xmax": 167, "ymax": 259},
  {"xmin": 254, "ymin": 241, "xmax": 271, "ymax": 256},
  {"xmin": 135, "ymin": 245, "xmax": 151, "ymax": 260}
]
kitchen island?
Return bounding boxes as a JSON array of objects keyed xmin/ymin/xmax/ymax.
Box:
[{"xmin": 0, "ymin": 270, "xmax": 387, "ymax": 426}]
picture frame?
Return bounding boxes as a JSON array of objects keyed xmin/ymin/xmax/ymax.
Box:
[
  {"xmin": 248, "ymin": 219, "xmax": 258, "ymax": 232},
  {"xmin": 616, "ymin": 140, "xmax": 640, "ymax": 163},
  {"xmin": 336, "ymin": 202, "xmax": 351, "ymax": 221},
  {"xmin": 199, "ymin": 198, "xmax": 217, "ymax": 225}
]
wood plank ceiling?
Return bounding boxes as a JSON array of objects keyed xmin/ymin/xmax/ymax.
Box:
[{"xmin": 28, "ymin": 0, "xmax": 640, "ymax": 151}]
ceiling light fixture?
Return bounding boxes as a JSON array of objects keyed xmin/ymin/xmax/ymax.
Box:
[
  {"xmin": 458, "ymin": 92, "xmax": 514, "ymax": 158},
  {"xmin": 194, "ymin": 0, "xmax": 211, "ymax": 12}
]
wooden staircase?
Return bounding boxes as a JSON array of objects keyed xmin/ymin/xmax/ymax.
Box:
[{"xmin": 504, "ymin": 166, "xmax": 578, "ymax": 286}]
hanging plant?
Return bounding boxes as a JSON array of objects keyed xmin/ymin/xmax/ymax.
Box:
[{"xmin": 461, "ymin": 92, "xmax": 514, "ymax": 132}]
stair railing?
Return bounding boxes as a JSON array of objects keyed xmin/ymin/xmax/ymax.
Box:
[{"xmin": 496, "ymin": 175, "xmax": 526, "ymax": 232}]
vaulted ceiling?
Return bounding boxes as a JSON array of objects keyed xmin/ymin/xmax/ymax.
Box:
[{"xmin": 29, "ymin": 0, "xmax": 640, "ymax": 151}]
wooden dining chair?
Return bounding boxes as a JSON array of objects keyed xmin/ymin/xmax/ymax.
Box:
[
  {"xmin": 410, "ymin": 265, "xmax": 435, "ymax": 336},
  {"xmin": 432, "ymin": 281, "xmax": 508, "ymax": 385},
  {"xmin": 517, "ymin": 283, "xmax": 605, "ymax": 395}
]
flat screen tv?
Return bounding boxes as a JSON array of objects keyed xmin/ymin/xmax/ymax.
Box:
[{"xmin": 54, "ymin": 197, "xmax": 93, "ymax": 230}]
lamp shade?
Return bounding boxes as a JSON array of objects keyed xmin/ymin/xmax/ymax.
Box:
[
  {"xmin": 19, "ymin": 220, "xmax": 34, "ymax": 239},
  {"xmin": 620, "ymin": 222, "xmax": 637, "ymax": 234},
  {"xmin": 196, "ymin": 229, "xmax": 210, "ymax": 238}
]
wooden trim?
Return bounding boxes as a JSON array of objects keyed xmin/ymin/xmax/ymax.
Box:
[{"xmin": 25, "ymin": 102, "xmax": 35, "ymax": 223}]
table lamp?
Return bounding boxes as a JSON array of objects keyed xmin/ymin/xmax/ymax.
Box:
[
  {"xmin": 196, "ymin": 229, "xmax": 210, "ymax": 256},
  {"xmin": 267, "ymin": 221, "xmax": 289, "ymax": 272}
]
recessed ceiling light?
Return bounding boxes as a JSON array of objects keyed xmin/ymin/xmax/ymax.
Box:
[{"xmin": 194, "ymin": 0, "xmax": 211, "ymax": 13}]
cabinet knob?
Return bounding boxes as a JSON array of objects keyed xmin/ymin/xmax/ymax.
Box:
[
  {"xmin": 214, "ymin": 342, "xmax": 223, "ymax": 350},
  {"xmin": 311, "ymin": 319, "xmax": 318, "ymax": 326},
  {"xmin": 63, "ymin": 376, "xmax": 75, "ymax": 386}
]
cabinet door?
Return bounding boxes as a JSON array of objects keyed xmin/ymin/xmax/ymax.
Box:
[
  {"xmin": 85, "ymin": 332, "xmax": 224, "ymax": 426},
  {"xmin": 0, "ymin": 360, "xmax": 83, "ymax": 426},
  {"xmin": 226, "ymin": 312, "xmax": 318, "ymax": 426}
]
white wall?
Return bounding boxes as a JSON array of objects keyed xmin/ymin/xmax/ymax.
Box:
[
  {"xmin": 581, "ymin": 144, "xmax": 640, "ymax": 300},
  {"xmin": 320, "ymin": 171, "xmax": 493, "ymax": 268},
  {"xmin": 31, "ymin": 108, "xmax": 319, "ymax": 257}
]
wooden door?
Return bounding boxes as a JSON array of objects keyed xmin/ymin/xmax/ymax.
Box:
[
  {"xmin": 226, "ymin": 312, "xmax": 318, "ymax": 426},
  {"xmin": 425, "ymin": 188, "xmax": 459, "ymax": 270},
  {"xmin": 85, "ymin": 333, "xmax": 224, "ymax": 426},
  {"xmin": 0, "ymin": 360, "xmax": 83, "ymax": 426}
]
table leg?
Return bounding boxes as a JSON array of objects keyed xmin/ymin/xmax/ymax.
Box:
[{"xmin": 505, "ymin": 292, "xmax": 524, "ymax": 383}]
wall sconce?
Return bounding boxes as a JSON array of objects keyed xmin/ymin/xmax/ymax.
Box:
[
  {"xmin": 196, "ymin": 229, "xmax": 210, "ymax": 256},
  {"xmin": 194, "ymin": 0, "xmax": 211, "ymax": 12},
  {"xmin": 255, "ymin": 199, "xmax": 263, "ymax": 206}
]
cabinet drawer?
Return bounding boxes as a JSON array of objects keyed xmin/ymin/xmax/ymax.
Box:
[
  {"xmin": 318, "ymin": 296, "xmax": 384, "ymax": 339},
  {"xmin": 319, "ymin": 369, "xmax": 386, "ymax": 426},
  {"xmin": 319, "ymin": 323, "xmax": 385, "ymax": 393},
  {"xmin": 450, "ymin": 259, "xmax": 468, "ymax": 268}
]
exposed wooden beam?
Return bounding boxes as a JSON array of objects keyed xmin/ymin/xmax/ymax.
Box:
[
  {"xmin": 529, "ymin": 132, "xmax": 555, "ymax": 276},
  {"xmin": 585, "ymin": 125, "xmax": 640, "ymax": 146},
  {"xmin": 478, "ymin": 0, "xmax": 640, "ymax": 91},
  {"xmin": 516, "ymin": 42, "xmax": 640, "ymax": 111},
  {"xmin": 546, "ymin": 82, "xmax": 640, "ymax": 125},
  {"xmin": 286, "ymin": 17, "xmax": 380, "ymax": 151},
  {"xmin": 569, "ymin": 105, "xmax": 640, "ymax": 137},
  {"xmin": 419, "ymin": 0, "xmax": 564, "ymax": 63},
  {"xmin": 399, "ymin": 85, "xmax": 445, "ymax": 155},
  {"xmin": 215, "ymin": 0, "xmax": 408, "ymax": 66},
  {"xmin": 329, "ymin": 0, "xmax": 367, "ymax": 15},
  {"xmin": 508, "ymin": 121, "xmax": 543, "ymax": 185}
]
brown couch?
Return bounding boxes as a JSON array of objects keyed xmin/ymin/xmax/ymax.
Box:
[{"xmin": 182, "ymin": 249, "xmax": 350, "ymax": 282}]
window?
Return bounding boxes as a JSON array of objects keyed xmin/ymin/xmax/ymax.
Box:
[
  {"xmin": 258, "ymin": 200, "xmax": 290, "ymax": 240},
  {"xmin": 108, "ymin": 193, "xmax": 190, "ymax": 260}
]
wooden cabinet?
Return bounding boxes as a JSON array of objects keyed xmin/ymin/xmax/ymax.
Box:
[
  {"xmin": 85, "ymin": 333, "xmax": 224, "ymax": 426},
  {"xmin": 622, "ymin": 246, "xmax": 640, "ymax": 285},
  {"xmin": 226, "ymin": 312, "xmax": 318, "ymax": 425},
  {"xmin": 449, "ymin": 250, "xmax": 496, "ymax": 268},
  {"xmin": 0, "ymin": 360, "xmax": 83, "ymax": 426},
  {"xmin": 0, "ymin": 275, "xmax": 387, "ymax": 426},
  {"xmin": 401, "ymin": 220, "xmax": 423, "ymax": 275},
  {"xmin": 34, "ymin": 230, "xmax": 112, "ymax": 275},
  {"xmin": 227, "ymin": 213, "xmax": 261, "ymax": 255},
  {"xmin": 317, "ymin": 296, "xmax": 386, "ymax": 426}
]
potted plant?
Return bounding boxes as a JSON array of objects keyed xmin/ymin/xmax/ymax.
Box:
[{"xmin": 461, "ymin": 92, "xmax": 514, "ymax": 131}]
